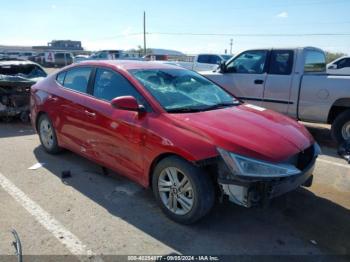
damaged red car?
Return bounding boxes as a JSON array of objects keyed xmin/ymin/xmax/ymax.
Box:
[{"xmin": 30, "ymin": 61, "xmax": 320, "ymax": 224}]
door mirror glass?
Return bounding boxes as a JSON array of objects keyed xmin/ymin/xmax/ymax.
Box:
[{"xmin": 111, "ymin": 96, "xmax": 140, "ymax": 111}]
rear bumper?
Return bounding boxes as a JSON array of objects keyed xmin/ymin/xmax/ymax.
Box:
[{"xmin": 218, "ymin": 152, "xmax": 317, "ymax": 207}]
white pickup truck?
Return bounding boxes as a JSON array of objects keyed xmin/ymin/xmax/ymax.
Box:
[
  {"xmin": 172, "ymin": 54, "xmax": 232, "ymax": 72},
  {"xmin": 201, "ymin": 47, "xmax": 350, "ymax": 144}
]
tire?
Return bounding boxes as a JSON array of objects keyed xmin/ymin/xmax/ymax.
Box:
[
  {"xmin": 37, "ymin": 114, "xmax": 62, "ymax": 154},
  {"xmin": 152, "ymin": 156, "xmax": 215, "ymax": 224},
  {"xmin": 20, "ymin": 111, "xmax": 30, "ymax": 123},
  {"xmin": 331, "ymin": 109, "xmax": 350, "ymax": 144}
]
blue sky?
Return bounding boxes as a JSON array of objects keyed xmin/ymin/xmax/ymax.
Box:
[{"xmin": 0, "ymin": 0, "xmax": 349, "ymax": 54}]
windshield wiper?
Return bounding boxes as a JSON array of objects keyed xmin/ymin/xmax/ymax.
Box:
[
  {"xmin": 166, "ymin": 102, "xmax": 238, "ymax": 113},
  {"xmin": 201, "ymin": 102, "xmax": 239, "ymax": 111},
  {"xmin": 167, "ymin": 107, "xmax": 205, "ymax": 113}
]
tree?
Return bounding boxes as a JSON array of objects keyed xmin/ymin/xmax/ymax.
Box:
[
  {"xmin": 325, "ymin": 51, "xmax": 347, "ymax": 64},
  {"xmin": 137, "ymin": 45, "xmax": 153, "ymax": 56},
  {"xmin": 127, "ymin": 46, "xmax": 153, "ymax": 57}
]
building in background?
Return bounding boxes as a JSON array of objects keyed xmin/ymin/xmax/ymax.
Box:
[
  {"xmin": 33, "ymin": 40, "xmax": 84, "ymax": 51},
  {"xmin": 0, "ymin": 40, "xmax": 85, "ymax": 53},
  {"xmin": 48, "ymin": 40, "xmax": 83, "ymax": 51}
]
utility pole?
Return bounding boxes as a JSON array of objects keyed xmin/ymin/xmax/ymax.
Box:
[
  {"xmin": 143, "ymin": 11, "xmax": 147, "ymax": 56},
  {"xmin": 230, "ymin": 39, "xmax": 233, "ymax": 55}
]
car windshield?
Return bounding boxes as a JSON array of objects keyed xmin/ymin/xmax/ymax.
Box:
[{"xmin": 129, "ymin": 68, "xmax": 239, "ymax": 113}]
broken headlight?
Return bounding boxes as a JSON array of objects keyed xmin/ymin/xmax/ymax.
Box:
[{"xmin": 217, "ymin": 148, "xmax": 300, "ymax": 178}]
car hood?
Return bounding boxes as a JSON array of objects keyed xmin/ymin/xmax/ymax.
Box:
[{"xmin": 166, "ymin": 104, "xmax": 314, "ymax": 162}]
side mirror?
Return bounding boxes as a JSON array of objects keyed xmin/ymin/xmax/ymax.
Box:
[
  {"xmin": 111, "ymin": 96, "xmax": 143, "ymax": 112},
  {"xmin": 328, "ymin": 64, "xmax": 337, "ymax": 69},
  {"xmin": 219, "ymin": 61, "xmax": 227, "ymax": 73}
]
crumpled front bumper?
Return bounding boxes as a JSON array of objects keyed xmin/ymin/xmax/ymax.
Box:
[{"xmin": 217, "ymin": 146, "xmax": 318, "ymax": 208}]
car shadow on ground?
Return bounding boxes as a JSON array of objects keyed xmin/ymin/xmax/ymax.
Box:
[
  {"xmin": 33, "ymin": 146, "xmax": 350, "ymax": 256},
  {"xmin": 304, "ymin": 124, "xmax": 346, "ymax": 161},
  {"xmin": 305, "ymin": 124, "xmax": 335, "ymax": 146},
  {"xmin": 0, "ymin": 121, "xmax": 35, "ymax": 138}
]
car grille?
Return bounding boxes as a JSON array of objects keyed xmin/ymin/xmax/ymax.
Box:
[{"xmin": 296, "ymin": 145, "xmax": 315, "ymax": 170}]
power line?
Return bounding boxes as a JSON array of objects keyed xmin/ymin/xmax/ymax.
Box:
[
  {"xmin": 88, "ymin": 33, "xmax": 142, "ymax": 41},
  {"xmin": 89, "ymin": 30, "xmax": 350, "ymax": 41},
  {"xmin": 212, "ymin": 20, "xmax": 350, "ymax": 28},
  {"xmin": 147, "ymin": 32, "xmax": 350, "ymax": 37},
  {"xmin": 223, "ymin": 0, "xmax": 348, "ymax": 10}
]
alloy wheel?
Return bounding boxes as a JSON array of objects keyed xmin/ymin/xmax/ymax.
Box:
[
  {"xmin": 158, "ymin": 167, "xmax": 194, "ymax": 215},
  {"xmin": 341, "ymin": 121, "xmax": 350, "ymax": 140},
  {"xmin": 40, "ymin": 119, "xmax": 54, "ymax": 149}
]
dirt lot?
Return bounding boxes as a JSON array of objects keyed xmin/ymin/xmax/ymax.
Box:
[{"xmin": 0, "ymin": 120, "xmax": 349, "ymax": 261}]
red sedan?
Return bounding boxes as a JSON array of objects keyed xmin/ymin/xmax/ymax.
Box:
[{"xmin": 30, "ymin": 60, "xmax": 319, "ymax": 224}]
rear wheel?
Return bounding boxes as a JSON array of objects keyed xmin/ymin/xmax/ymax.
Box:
[
  {"xmin": 38, "ymin": 114, "xmax": 62, "ymax": 154},
  {"xmin": 152, "ymin": 156, "xmax": 215, "ymax": 224},
  {"xmin": 331, "ymin": 109, "xmax": 350, "ymax": 144}
]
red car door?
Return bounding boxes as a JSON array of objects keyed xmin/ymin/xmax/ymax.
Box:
[
  {"xmin": 80, "ymin": 67, "xmax": 151, "ymax": 182},
  {"xmin": 53, "ymin": 67, "xmax": 96, "ymax": 157}
]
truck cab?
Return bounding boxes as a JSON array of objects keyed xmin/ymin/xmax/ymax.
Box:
[
  {"xmin": 202, "ymin": 47, "xmax": 350, "ymax": 144},
  {"xmin": 203, "ymin": 47, "xmax": 326, "ymax": 115}
]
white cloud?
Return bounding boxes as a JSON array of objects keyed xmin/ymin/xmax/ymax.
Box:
[{"xmin": 276, "ymin": 11, "xmax": 288, "ymax": 18}]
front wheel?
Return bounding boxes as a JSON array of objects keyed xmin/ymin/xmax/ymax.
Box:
[
  {"xmin": 331, "ymin": 109, "xmax": 350, "ymax": 144},
  {"xmin": 152, "ymin": 156, "xmax": 215, "ymax": 224}
]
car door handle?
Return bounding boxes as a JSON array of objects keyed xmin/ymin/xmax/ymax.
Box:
[
  {"xmin": 254, "ymin": 79, "xmax": 264, "ymax": 85},
  {"xmin": 48, "ymin": 95, "xmax": 58, "ymax": 102},
  {"xmin": 84, "ymin": 110, "xmax": 96, "ymax": 118}
]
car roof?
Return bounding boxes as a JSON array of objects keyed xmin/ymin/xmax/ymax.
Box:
[{"xmin": 77, "ymin": 60, "xmax": 184, "ymax": 70}]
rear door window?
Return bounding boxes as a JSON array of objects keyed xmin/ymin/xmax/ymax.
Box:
[
  {"xmin": 268, "ymin": 50, "xmax": 294, "ymax": 75},
  {"xmin": 56, "ymin": 72, "xmax": 66, "ymax": 85},
  {"xmin": 208, "ymin": 55, "xmax": 222, "ymax": 65},
  {"xmin": 55, "ymin": 53, "xmax": 64, "ymax": 59},
  {"xmin": 304, "ymin": 50, "xmax": 326, "ymax": 72},
  {"xmin": 98, "ymin": 52, "xmax": 108, "ymax": 59},
  {"xmin": 197, "ymin": 55, "xmax": 210, "ymax": 64},
  {"xmin": 62, "ymin": 67, "xmax": 92, "ymax": 93}
]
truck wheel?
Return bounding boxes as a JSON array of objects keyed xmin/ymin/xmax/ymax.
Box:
[
  {"xmin": 152, "ymin": 156, "xmax": 215, "ymax": 224},
  {"xmin": 20, "ymin": 111, "xmax": 30, "ymax": 123},
  {"xmin": 38, "ymin": 114, "xmax": 62, "ymax": 154},
  {"xmin": 331, "ymin": 109, "xmax": 350, "ymax": 144}
]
